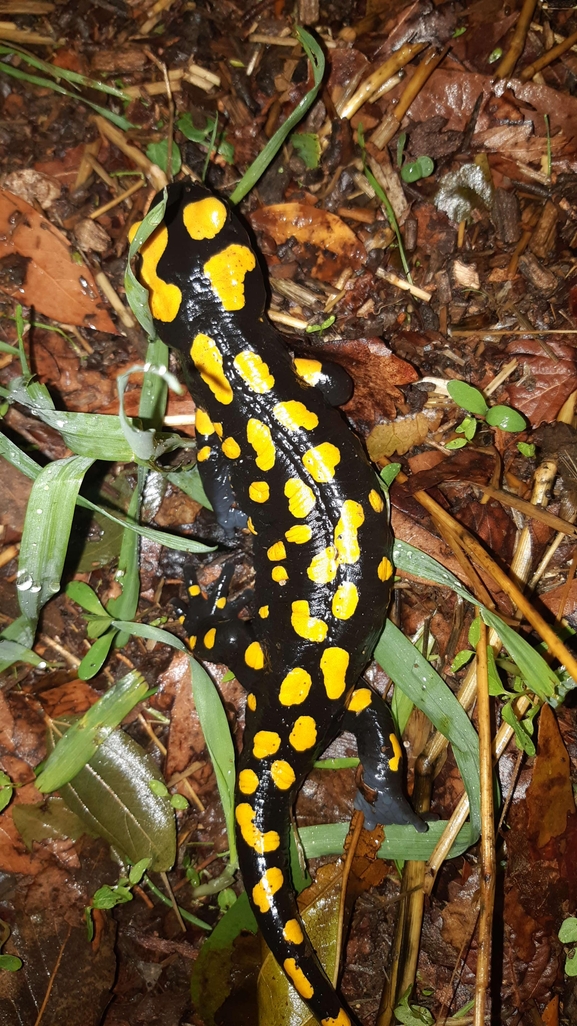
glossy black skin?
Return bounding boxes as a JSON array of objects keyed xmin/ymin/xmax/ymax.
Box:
[{"xmin": 141, "ymin": 179, "xmax": 425, "ymax": 1025}]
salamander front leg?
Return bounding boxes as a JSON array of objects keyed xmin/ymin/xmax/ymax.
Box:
[{"xmin": 344, "ymin": 685, "xmax": 427, "ymax": 833}]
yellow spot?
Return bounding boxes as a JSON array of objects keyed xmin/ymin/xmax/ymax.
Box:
[
  {"xmin": 204, "ymin": 243, "xmax": 256, "ymax": 311},
  {"xmin": 190, "ymin": 333, "xmax": 233, "ymax": 405},
  {"xmin": 239, "ymin": 768, "xmax": 259, "ymax": 794},
  {"xmin": 270, "ymin": 760, "xmax": 296, "ymax": 790},
  {"xmin": 203, "ymin": 628, "xmax": 216, "ymax": 650},
  {"xmin": 245, "ymin": 641, "xmax": 264, "ymax": 670},
  {"xmin": 247, "ymin": 693, "xmax": 257, "ymax": 712},
  {"xmin": 291, "ymin": 601, "xmax": 328, "ymax": 643},
  {"xmin": 294, "ymin": 356, "xmax": 322, "ymax": 385},
  {"xmin": 320, "ymin": 647, "xmax": 349, "ymax": 700},
  {"xmin": 283, "ymin": 958, "xmax": 314, "ymax": 1000},
  {"xmin": 348, "ymin": 688, "xmax": 372, "ymax": 713},
  {"xmin": 279, "ymin": 668, "xmax": 312, "ymax": 706},
  {"xmin": 183, "ymin": 196, "xmax": 226, "ymax": 240},
  {"xmin": 136, "ymin": 224, "xmax": 182, "ymax": 322},
  {"xmin": 213, "ymin": 422, "xmax": 223, "ymax": 437},
  {"xmin": 307, "ymin": 546, "xmax": 338, "ymax": 584},
  {"xmin": 253, "ymin": 730, "xmax": 281, "ymax": 759},
  {"xmin": 259, "ymin": 605, "xmax": 269, "ymax": 618},
  {"xmin": 283, "ymin": 919, "xmax": 304, "ymax": 945},
  {"xmin": 188, "ymin": 635, "xmax": 197, "ymax": 650},
  {"xmin": 285, "ymin": 525, "xmax": 313, "ymax": 544},
  {"xmin": 321, "ymin": 1012, "xmax": 352, "ymax": 1026},
  {"xmin": 195, "ymin": 408, "xmax": 215, "ymax": 436},
  {"xmin": 188, "ymin": 584, "xmax": 201, "ymax": 596},
  {"xmin": 334, "ymin": 500, "xmax": 364, "ymax": 564},
  {"xmin": 234, "ymin": 351, "xmax": 275, "ymax": 393},
  {"xmin": 272, "ymin": 566, "xmax": 289, "ymax": 584},
  {"xmin": 378, "ymin": 556, "xmax": 393, "ymax": 581},
  {"xmin": 389, "ymin": 732, "xmax": 402, "ymax": 772},
  {"xmin": 332, "ymin": 581, "xmax": 359, "ymax": 620},
  {"xmin": 247, "ymin": 517, "xmax": 258, "ymax": 535},
  {"xmin": 252, "ymin": 867, "xmax": 284, "ymax": 913},
  {"xmin": 249, "ymin": 481, "xmax": 269, "ymax": 503},
  {"xmin": 302, "ymin": 442, "xmax": 341, "ymax": 483},
  {"xmin": 272, "ymin": 400, "xmax": 318, "ymax": 431},
  {"xmin": 285, "ymin": 478, "xmax": 316, "ymax": 518},
  {"xmin": 178, "ymin": 615, "xmax": 185, "ymax": 624},
  {"xmin": 369, "ymin": 488, "xmax": 384, "ymax": 513},
  {"xmin": 216, "ymin": 597, "xmax": 227, "ymax": 609},
  {"xmin": 247, "ymin": 419, "xmax": 275, "ymax": 471},
  {"xmin": 236, "ymin": 803, "xmax": 280, "ymax": 853},
  {"xmin": 289, "ymin": 715, "xmax": 317, "ymax": 751},
  {"xmin": 267, "ymin": 541, "xmax": 287, "ymax": 561},
  {"xmin": 197, "ymin": 445, "xmax": 212, "ymax": 462},
  {"xmin": 222, "ymin": 436, "xmax": 241, "ymax": 459}
]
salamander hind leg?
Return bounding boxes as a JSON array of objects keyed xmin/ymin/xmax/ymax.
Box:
[{"xmin": 344, "ymin": 684, "xmax": 427, "ymax": 833}]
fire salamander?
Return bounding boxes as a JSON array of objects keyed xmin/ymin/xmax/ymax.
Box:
[{"xmin": 135, "ymin": 179, "xmax": 426, "ymax": 1026}]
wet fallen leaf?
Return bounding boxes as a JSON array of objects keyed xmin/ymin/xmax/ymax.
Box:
[
  {"xmin": 250, "ymin": 203, "xmax": 366, "ymax": 282},
  {"xmin": 526, "ymin": 705, "xmax": 576, "ymax": 850},
  {"xmin": 367, "ymin": 410, "xmax": 443, "ymax": 459},
  {"xmin": 0, "ymin": 190, "xmax": 116, "ymax": 332},
  {"xmin": 505, "ymin": 339, "xmax": 577, "ymax": 427}
]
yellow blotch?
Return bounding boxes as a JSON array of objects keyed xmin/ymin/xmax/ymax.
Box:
[
  {"xmin": 136, "ymin": 225, "xmax": 182, "ymax": 322},
  {"xmin": 283, "ymin": 958, "xmax": 314, "ymax": 1000},
  {"xmin": 294, "ymin": 356, "xmax": 322, "ymax": 386},
  {"xmin": 197, "ymin": 445, "xmax": 212, "ymax": 462},
  {"xmin": 378, "ymin": 556, "xmax": 393, "ymax": 581},
  {"xmin": 253, "ymin": 730, "xmax": 281, "ymax": 759},
  {"xmin": 245, "ymin": 641, "xmax": 264, "ymax": 670},
  {"xmin": 389, "ymin": 732, "xmax": 402, "ymax": 772},
  {"xmin": 195, "ymin": 408, "xmax": 214, "ymax": 436},
  {"xmin": 216, "ymin": 597, "xmax": 227, "ymax": 609},
  {"xmin": 258, "ymin": 605, "xmax": 269, "ymax": 618},
  {"xmin": 247, "ymin": 693, "xmax": 257, "ymax": 712},
  {"xmin": 285, "ymin": 524, "xmax": 312, "ymax": 544},
  {"xmin": 238, "ymin": 768, "xmax": 259, "ymax": 794},
  {"xmin": 348, "ymin": 688, "xmax": 372, "ymax": 713},
  {"xmin": 289, "ymin": 715, "xmax": 317, "ymax": 752},
  {"xmin": 221, "ymin": 436, "xmax": 241, "ymax": 459},
  {"xmin": 332, "ymin": 581, "xmax": 359, "ymax": 620},
  {"xmin": 247, "ymin": 517, "xmax": 258, "ymax": 535},
  {"xmin": 270, "ymin": 760, "xmax": 296, "ymax": 790},
  {"xmin": 204, "ymin": 244, "xmax": 256, "ymax": 311},
  {"xmin": 272, "ymin": 566, "xmax": 289, "ymax": 584},
  {"xmin": 234, "ymin": 350, "xmax": 275, "ymax": 393},
  {"xmin": 272, "ymin": 400, "xmax": 318, "ymax": 432},
  {"xmin": 291, "ymin": 601, "xmax": 328, "ymax": 643},
  {"xmin": 369, "ymin": 488, "xmax": 384, "ymax": 513},
  {"xmin": 334, "ymin": 500, "xmax": 364, "ymax": 564},
  {"xmin": 178, "ymin": 615, "xmax": 185, "ymax": 624},
  {"xmin": 213, "ymin": 421, "xmax": 223, "ymax": 437},
  {"xmin": 252, "ymin": 867, "xmax": 284, "ymax": 914},
  {"xmin": 321, "ymin": 1012, "xmax": 352, "ymax": 1026},
  {"xmin": 279, "ymin": 667, "xmax": 312, "ymax": 706},
  {"xmin": 188, "ymin": 584, "xmax": 201, "ymax": 596},
  {"xmin": 320, "ymin": 647, "xmax": 349, "ymax": 700},
  {"xmin": 203, "ymin": 628, "xmax": 216, "ymax": 650},
  {"xmin": 302, "ymin": 442, "xmax": 341, "ymax": 483},
  {"xmin": 285, "ymin": 478, "xmax": 316, "ymax": 518},
  {"xmin": 188, "ymin": 635, "xmax": 197, "ymax": 650},
  {"xmin": 247, "ymin": 419, "xmax": 275, "ymax": 471},
  {"xmin": 249, "ymin": 481, "xmax": 269, "ymax": 504},
  {"xmin": 190, "ymin": 333, "xmax": 233, "ymax": 405},
  {"xmin": 183, "ymin": 196, "xmax": 226, "ymax": 240},
  {"xmin": 267, "ymin": 541, "xmax": 286, "ymax": 561},
  {"xmin": 236, "ymin": 803, "xmax": 280, "ymax": 854},
  {"xmin": 307, "ymin": 546, "xmax": 338, "ymax": 584},
  {"xmin": 283, "ymin": 919, "xmax": 304, "ymax": 945}
]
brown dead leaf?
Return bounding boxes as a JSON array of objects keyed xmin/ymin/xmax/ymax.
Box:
[
  {"xmin": 367, "ymin": 409, "xmax": 443, "ymax": 459},
  {"xmin": 405, "ymin": 448, "xmax": 495, "ymax": 494},
  {"xmin": 505, "ymin": 338, "xmax": 577, "ymax": 427},
  {"xmin": 250, "ymin": 203, "xmax": 366, "ymax": 282},
  {"xmin": 0, "ymin": 190, "xmax": 116, "ymax": 332},
  {"xmin": 526, "ymin": 705, "xmax": 576, "ymax": 849}
]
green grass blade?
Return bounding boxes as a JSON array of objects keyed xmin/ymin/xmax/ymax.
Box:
[
  {"xmin": 0, "ymin": 60, "xmax": 134, "ymax": 130},
  {"xmin": 140, "ymin": 339, "xmax": 170, "ymax": 426},
  {"xmin": 36, "ymin": 670, "xmax": 149, "ymax": 792},
  {"xmin": 0, "ymin": 45, "xmax": 133, "ymax": 100},
  {"xmin": 125, "ymin": 192, "xmax": 167, "ymax": 338},
  {"xmin": 375, "ymin": 619, "xmax": 481, "ymax": 836},
  {"xmin": 300, "ymin": 820, "xmax": 475, "ymax": 862}
]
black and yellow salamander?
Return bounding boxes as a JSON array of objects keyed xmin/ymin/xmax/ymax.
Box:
[{"xmin": 135, "ymin": 179, "xmax": 426, "ymax": 1026}]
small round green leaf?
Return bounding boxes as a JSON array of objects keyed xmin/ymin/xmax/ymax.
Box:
[
  {"xmin": 559, "ymin": 918, "xmax": 577, "ymax": 944},
  {"xmin": 485, "ymin": 406, "xmax": 526, "ymax": 432},
  {"xmin": 0, "ymin": 955, "xmax": 22, "ymax": 971},
  {"xmin": 401, "ymin": 155, "xmax": 434, "ymax": 182},
  {"xmin": 446, "ymin": 380, "xmax": 489, "ymax": 416},
  {"xmin": 445, "ymin": 437, "xmax": 468, "ymax": 450},
  {"xmin": 171, "ymin": 793, "xmax": 189, "ymax": 810},
  {"xmin": 517, "ymin": 442, "xmax": 535, "ymax": 458},
  {"xmin": 149, "ymin": 779, "xmax": 168, "ymax": 796},
  {"xmin": 66, "ymin": 581, "xmax": 108, "ymax": 616}
]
